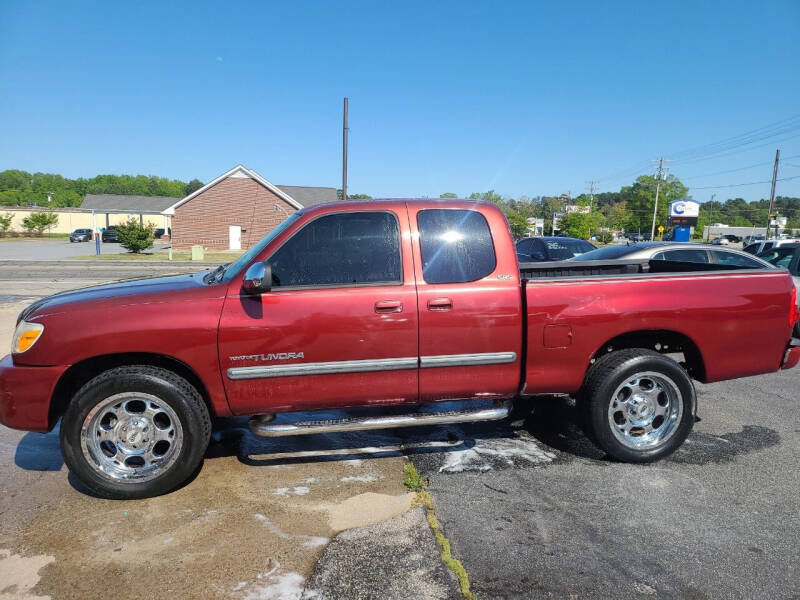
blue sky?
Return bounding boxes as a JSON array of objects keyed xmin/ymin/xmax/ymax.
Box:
[{"xmin": 1, "ymin": 0, "xmax": 799, "ymax": 201}]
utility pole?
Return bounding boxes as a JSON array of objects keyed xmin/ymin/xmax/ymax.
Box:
[
  {"xmin": 709, "ymin": 193, "xmax": 716, "ymax": 224},
  {"xmin": 650, "ymin": 158, "xmax": 670, "ymax": 240},
  {"xmin": 765, "ymin": 149, "xmax": 780, "ymax": 239},
  {"xmin": 586, "ymin": 180, "xmax": 598, "ymax": 211},
  {"xmin": 342, "ymin": 97, "xmax": 349, "ymax": 202}
]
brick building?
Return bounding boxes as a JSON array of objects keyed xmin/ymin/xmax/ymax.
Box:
[{"xmin": 162, "ymin": 165, "xmax": 338, "ymax": 250}]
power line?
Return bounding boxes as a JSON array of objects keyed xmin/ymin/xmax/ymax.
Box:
[
  {"xmin": 690, "ymin": 174, "xmax": 800, "ymax": 190},
  {"xmin": 680, "ymin": 153, "xmax": 800, "ymax": 179}
]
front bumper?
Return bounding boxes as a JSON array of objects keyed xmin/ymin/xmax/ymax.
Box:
[
  {"xmin": 0, "ymin": 354, "xmax": 67, "ymax": 431},
  {"xmin": 781, "ymin": 339, "xmax": 800, "ymax": 370}
]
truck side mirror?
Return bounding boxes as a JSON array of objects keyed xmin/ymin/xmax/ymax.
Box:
[{"xmin": 242, "ymin": 262, "xmax": 272, "ymax": 294}]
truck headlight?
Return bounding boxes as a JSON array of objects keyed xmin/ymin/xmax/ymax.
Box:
[{"xmin": 12, "ymin": 321, "xmax": 44, "ymax": 354}]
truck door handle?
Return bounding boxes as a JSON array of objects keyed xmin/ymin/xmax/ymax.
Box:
[
  {"xmin": 375, "ymin": 300, "xmax": 403, "ymax": 313},
  {"xmin": 427, "ymin": 297, "xmax": 453, "ymax": 311}
]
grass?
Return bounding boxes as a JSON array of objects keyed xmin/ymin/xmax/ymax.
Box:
[
  {"xmin": 0, "ymin": 233, "xmax": 69, "ymax": 241},
  {"xmin": 70, "ymin": 250, "xmax": 243, "ymax": 262},
  {"xmin": 406, "ymin": 461, "xmax": 475, "ymax": 600}
]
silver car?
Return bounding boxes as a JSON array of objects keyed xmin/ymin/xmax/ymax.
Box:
[
  {"xmin": 574, "ymin": 242, "xmax": 774, "ymax": 269},
  {"xmin": 757, "ymin": 244, "xmax": 800, "ymax": 336}
]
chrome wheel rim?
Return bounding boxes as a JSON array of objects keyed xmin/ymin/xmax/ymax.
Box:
[
  {"xmin": 80, "ymin": 392, "xmax": 183, "ymax": 482},
  {"xmin": 608, "ymin": 371, "xmax": 683, "ymax": 450}
]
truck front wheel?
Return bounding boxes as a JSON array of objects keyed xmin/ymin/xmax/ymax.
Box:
[
  {"xmin": 583, "ymin": 349, "xmax": 695, "ymax": 462},
  {"xmin": 60, "ymin": 365, "xmax": 211, "ymax": 499}
]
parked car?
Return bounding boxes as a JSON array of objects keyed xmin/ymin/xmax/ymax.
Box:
[
  {"xmin": 573, "ymin": 242, "xmax": 774, "ymax": 269},
  {"xmin": 516, "ymin": 236, "xmax": 596, "ymax": 262},
  {"xmin": 69, "ymin": 228, "xmax": 93, "ymax": 243},
  {"xmin": 711, "ymin": 237, "xmax": 730, "ymax": 246},
  {"xmin": 743, "ymin": 238, "xmax": 799, "ymax": 255},
  {"xmin": 2, "ymin": 200, "xmax": 798, "ymax": 499},
  {"xmin": 101, "ymin": 226, "xmax": 118, "ymax": 243},
  {"xmin": 625, "ymin": 232, "xmax": 652, "ymax": 242},
  {"xmin": 758, "ymin": 244, "xmax": 800, "ymax": 336},
  {"xmin": 742, "ymin": 235, "xmax": 765, "ymax": 246}
]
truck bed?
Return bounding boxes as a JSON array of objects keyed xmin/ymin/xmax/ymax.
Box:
[
  {"xmin": 519, "ymin": 258, "xmax": 762, "ymax": 279},
  {"xmin": 521, "ymin": 265, "xmax": 793, "ymax": 394}
]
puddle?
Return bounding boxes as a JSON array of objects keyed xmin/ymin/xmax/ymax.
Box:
[
  {"xmin": 0, "ymin": 549, "xmax": 54, "ymax": 600},
  {"xmin": 326, "ymin": 492, "xmax": 415, "ymax": 532},
  {"xmin": 669, "ymin": 425, "xmax": 780, "ymax": 464}
]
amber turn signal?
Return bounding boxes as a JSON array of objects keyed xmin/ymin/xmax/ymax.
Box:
[{"xmin": 12, "ymin": 321, "xmax": 44, "ymax": 354}]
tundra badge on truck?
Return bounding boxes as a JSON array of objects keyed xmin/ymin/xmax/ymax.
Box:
[{"xmin": 229, "ymin": 352, "xmax": 305, "ymax": 362}]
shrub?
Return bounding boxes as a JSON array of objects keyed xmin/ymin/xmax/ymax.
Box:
[
  {"xmin": 597, "ymin": 231, "xmax": 613, "ymax": 244},
  {"xmin": 21, "ymin": 211, "xmax": 58, "ymax": 235},
  {"xmin": 115, "ymin": 219, "xmax": 155, "ymax": 253},
  {"xmin": 0, "ymin": 212, "xmax": 12, "ymax": 234}
]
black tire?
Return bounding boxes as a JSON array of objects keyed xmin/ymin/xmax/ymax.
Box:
[
  {"xmin": 582, "ymin": 349, "xmax": 695, "ymax": 463},
  {"xmin": 60, "ymin": 365, "xmax": 211, "ymax": 499},
  {"xmin": 793, "ymin": 321, "xmax": 800, "ymax": 339}
]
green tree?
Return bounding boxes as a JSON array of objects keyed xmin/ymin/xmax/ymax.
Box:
[
  {"xmin": 0, "ymin": 170, "xmax": 32, "ymax": 191},
  {"xmin": 621, "ymin": 174, "xmax": 688, "ymax": 234},
  {"xmin": 348, "ymin": 194, "xmax": 372, "ymax": 199},
  {"xmin": 506, "ymin": 213, "xmax": 530, "ymax": 240},
  {"xmin": 116, "ymin": 219, "xmax": 155, "ymax": 253},
  {"xmin": 21, "ymin": 211, "xmax": 59, "ymax": 235},
  {"xmin": 439, "ymin": 192, "xmax": 458, "ymax": 198},
  {"xmin": 558, "ymin": 210, "xmax": 600, "ymax": 240},
  {"xmin": 185, "ymin": 179, "xmax": 204, "ymax": 195},
  {"xmin": 0, "ymin": 212, "xmax": 12, "ymax": 233}
]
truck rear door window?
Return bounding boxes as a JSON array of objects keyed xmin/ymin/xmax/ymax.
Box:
[
  {"xmin": 268, "ymin": 211, "xmax": 401, "ymax": 287},
  {"xmin": 417, "ymin": 209, "xmax": 496, "ymax": 284},
  {"xmin": 653, "ymin": 249, "xmax": 709, "ymax": 263}
]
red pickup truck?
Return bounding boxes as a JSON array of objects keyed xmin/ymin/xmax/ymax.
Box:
[{"xmin": 2, "ymin": 200, "xmax": 799, "ymax": 498}]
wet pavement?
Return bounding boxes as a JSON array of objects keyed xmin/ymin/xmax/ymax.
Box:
[
  {"xmin": 3, "ymin": 273, "xmax": 800, "ymax": 599},
  {"xmin": 410, "ymin": 377, "xmax": 800, "ymax": 600},
  {"xmin": 0, "ymin": 277, "xmax": 438, "ymax": 600}
]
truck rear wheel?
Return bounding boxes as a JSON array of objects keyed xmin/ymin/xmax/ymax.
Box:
[
  {"xmin": 60, "ymin": 365, "xmax": 211, "ymax": 499},
  {"xmin": 582, "ymin": 349, "xmax": 695, "ymax": 462}
]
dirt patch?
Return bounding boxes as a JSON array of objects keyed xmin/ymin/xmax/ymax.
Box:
[
  {"xmin": 326, "ymin": 492, "xmax": 415, "ymax": 532},
  {"xmin": 0, "ymin": 549, "xmax": 54, "ymax": 600}
]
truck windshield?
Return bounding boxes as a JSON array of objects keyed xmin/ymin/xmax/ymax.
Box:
[{"xmin": 220, "ymin": 212, "xmax": 302, "ymax": 282}]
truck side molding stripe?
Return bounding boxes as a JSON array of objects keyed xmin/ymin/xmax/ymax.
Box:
[
  {"xmin": 419, "ymin": 352, "xmax": 517, "ymax": 368},
  {"xmin": 226, "ymin": 352, "xmax": 517, "ymax": 380},
  {"xmin": 227, "ymin": 357, "xmax": 418, "ymax": 380}
]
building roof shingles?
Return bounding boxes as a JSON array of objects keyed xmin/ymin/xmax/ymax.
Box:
[
  {"xmin": 82, "ymin": 194, "xmax": 180, "ymax": 213},
  {"xmin": 276, "ymin": 185, "xmax": 338, "ymax": 208},
  {"xmin": 83, "ymin": 185, "xmax": 337, "ymax": 213}
]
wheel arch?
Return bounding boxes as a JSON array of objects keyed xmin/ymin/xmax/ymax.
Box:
[
  {"xmin": 589, "ymin": 329, "xmax": 706, "ymax": 382},
  {"xmin": 49, "ymin": 352, "xmax": 215, "ymax": 430}
]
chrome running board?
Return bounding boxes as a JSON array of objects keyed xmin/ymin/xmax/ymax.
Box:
[{"xmin": 248, "ymin": 401, "xmax": 511, "ymax": 438}]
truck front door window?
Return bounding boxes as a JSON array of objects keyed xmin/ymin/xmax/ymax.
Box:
[
  {"xmin": 268, "ymin": 212, "xmax": 401, "ymax": 287},
  {"xmin": 417, "ymin": 209, "xmax": 496, "ymax": 284}
]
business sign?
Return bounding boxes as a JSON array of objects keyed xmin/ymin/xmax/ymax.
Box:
[
  {"xmin": 771, "ymin": 216, "xmax": 787, "ymax": 227},
  {"xmin": 565, "ymin": 205, "xmax": 591, "ymax": 214},
  {"xmin": 669, "ymin": 199, "xmax": 700, "ymax": 218},
  {"xmin": 668, "ymin": 199, "xmax": 700, "ymax": 226}
]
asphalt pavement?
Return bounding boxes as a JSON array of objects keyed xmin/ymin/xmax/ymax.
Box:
[
  {"xmin": 2, "ymin": 263, "xmax": 799, "ymax": 599},
  {"xmin": 0, "ymin": 239, "xmax": 161, "ymax": 260},
  {"xmin": 409, "ymin": 373, "xmax": 800, "ymax": 599}
]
